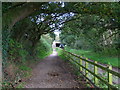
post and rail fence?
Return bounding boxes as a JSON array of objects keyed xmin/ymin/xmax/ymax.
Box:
[{"xmin": 61, "ymin": 49, "xmax": 120, "ymax": 89}]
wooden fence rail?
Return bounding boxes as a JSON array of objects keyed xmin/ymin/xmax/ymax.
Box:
[{"xmin": 62, "ymin": 49, "xmax": 120, "ymax": 89}]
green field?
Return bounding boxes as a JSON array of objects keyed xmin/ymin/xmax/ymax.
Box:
[{"xmin": 60, "ymin": 48, "xmax": 119, "ymax": 68}]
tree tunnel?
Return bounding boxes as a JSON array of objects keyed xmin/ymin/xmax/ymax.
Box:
[{"xmin": 2, "ymin": 2, "xmax": 119, "ymax": 88}]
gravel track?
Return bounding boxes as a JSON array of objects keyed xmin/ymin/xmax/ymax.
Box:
[{"xmin": 24, "ymin": 51, "xmax": 87, "ymax": 88}]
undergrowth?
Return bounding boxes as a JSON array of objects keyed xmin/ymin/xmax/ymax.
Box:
[{"xmin": 2, "ymin": 34, "xmax": 52, "ymax": 88}]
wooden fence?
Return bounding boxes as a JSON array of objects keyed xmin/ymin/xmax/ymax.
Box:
[{"xmin": 62, "ymin": 49, "xmax": 120, "ymax": 89}]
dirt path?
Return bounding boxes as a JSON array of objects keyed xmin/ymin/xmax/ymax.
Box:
[{"xmin": 24, "ymin": 51, "xmax": 86, "ymax": 88}]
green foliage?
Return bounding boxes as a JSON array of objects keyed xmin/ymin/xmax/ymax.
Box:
[
  {"xmin": 64, "ymin": 46, "xmax": 119, "ymax": 68},
  {"xmin": 60, "ymin": 3, "xmax": 119, "ymax": 55},
  {"xmin": 60, "ymin": 13, "xmax": 119, "ymax": 52},
  {"xmin": 19, "ymin": 50, "xmax": 28, "ymax": 63},
  {"xmin": 16, "ymin": 82, "xmax": 26, "ymax": 88},
  {"xmin": 36, "ymin": 35, "xmax": 52, "ymax": 59},
  {"xmin": 2, "ymin": 2, "xmax": 12, "ymax": 13},
  {"xmin": 2, "ymin": 82, "xmax": 12, "ymax": 88},
  {"xmin": 18, "ymin": 65, "xmax": 32, "ymax": 78},
  {"xmin": 49, "ymin": 32, "xmax": 55, "ymax": 41},
  {"xmin": 9, "ymin": 39, "xmax": 28, "ymax": 64},
  {"xmin": 19, "ymin": 65, "xmax": 32, "ymax": 71},
  {"xmin": 2, "ymin": 2, "xmax": 120, "ymax": 88},
  {"xmin": 56, "ymin": 48, "xmax": 68, "ymax": 61},
  {"xmin": 2, "ymin": 33, "xmax": 52, "ymax": 88}
]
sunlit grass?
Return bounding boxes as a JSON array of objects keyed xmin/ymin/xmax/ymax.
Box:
[{"xmin": 66, "ymin": 49, "xmax": 119, "ymax": 68}]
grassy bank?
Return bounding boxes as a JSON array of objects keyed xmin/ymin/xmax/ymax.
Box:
[{"xmin": 57, "ymin": 47, "xmax": 119, "ymax": 68}]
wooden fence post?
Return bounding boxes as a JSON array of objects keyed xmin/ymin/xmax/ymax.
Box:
[
  {"xmin": 85, "ymin": 58, "xmax": 88, "ymax": 77},
  {"xmin": 80, "ymin": 59, "xmax": 82, "ymax": 71},
  {"xmin": 94, "ymin": 61, "xmax": 98, "ymax": 85},
  {"xmin": 108, "ymin": 65, "xmax": 112, "ymax": 89},
  {"xmin": 63, "ymin": 50, "xmax": 119, "ymax": 89},
  {"xmin": 80, "ymin": 56, "xmax": 83, "ymax": 72}
]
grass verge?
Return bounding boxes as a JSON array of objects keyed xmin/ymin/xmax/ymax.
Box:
[{"xmin": 65, "ymin": 48, "xmax": 119, "ymax": 68}]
